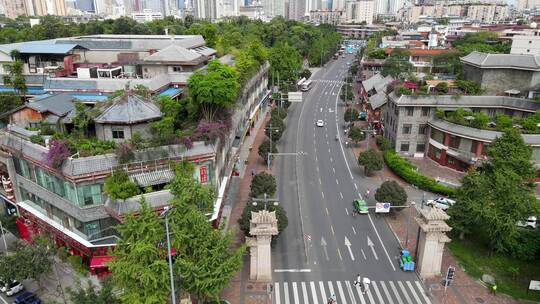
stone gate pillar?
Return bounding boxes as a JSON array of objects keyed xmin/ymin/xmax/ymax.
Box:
[
  {"xmin": 246, "ymin": 210, "xmax": 279, "ymax": 282},
  {"xmin": 415, "ymin": 207, "xmax": 452, "ymax": 279}
]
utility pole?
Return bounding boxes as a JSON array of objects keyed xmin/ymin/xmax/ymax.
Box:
[{"xmin": 266, "ymin": 124, "xmax": 280, "ymax": 171}]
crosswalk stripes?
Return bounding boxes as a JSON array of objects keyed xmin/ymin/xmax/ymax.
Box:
[
  {"xmin": 273, "ymin": 280, "xmax": 432, "ymax": 304},
  {"xmin": 313, "ymin": 79, "xmax": 346, "ymax": 85}
]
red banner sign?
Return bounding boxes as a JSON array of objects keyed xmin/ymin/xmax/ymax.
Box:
[{"xmin": 199, "ymin": 165, "xmax": 208, "ymax": 184}]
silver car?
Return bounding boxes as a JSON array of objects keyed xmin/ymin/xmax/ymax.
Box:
[{"xmin": 426, "ymin": 197, "xmax": 456, "ymax": 211}]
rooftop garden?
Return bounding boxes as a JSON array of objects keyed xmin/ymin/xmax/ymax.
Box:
[
  {"xmin": 392, "ymin": 78, "xmax": 483, "ymax": 97},
  {"xmin": 436, "ymin": 107, "xmax": 540, "ymax": 134}
]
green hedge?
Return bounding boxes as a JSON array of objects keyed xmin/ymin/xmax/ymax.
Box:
[{"xmin": 383, "ymin": 150, "xmax": 455, "ymax": 196}]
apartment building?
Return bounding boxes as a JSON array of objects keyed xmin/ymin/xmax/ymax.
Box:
[
  {"xmin": 385, "ymin": 48, "xmax": 457, "ymax": 75},
  {"xmin": 345, "ymin": 0, "xmax": 374, "ymax": 25},
  {"xmin": 383, "ymin": 93, "xmax": 540, "ymax": 171},
  {"xmin": 0, "ymin": 35, "xmax": 270, "ymax": 272},
  {"xmin": 0, "ymin": 34, "xmax": 216, "ymax": 96},
  {"xmin": 511, "ymin": 32, "xmax": 540, "ymax": 55},
  {"xmin": 309, "ymin": 9, "xmax": 345, "ymax": 25}
]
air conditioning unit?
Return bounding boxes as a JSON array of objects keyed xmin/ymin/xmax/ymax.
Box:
[{"xmin": 36, "ymin": 68, "xmax": 44, "ymax": 74}]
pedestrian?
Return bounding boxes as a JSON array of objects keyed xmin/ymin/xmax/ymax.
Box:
[
  {"xmin": 365, "ymin": 189, "xmax": 370, "ymax": 198},
  {"xmin": 251, "ymin": 169, "xmax": 255, "ymax": 177},
  {"xmin": 353, "ymin": 274, "xmax": 361, "ymax": 286},
  {"xmin": 491, "ymin": 284, "xmax": 497, "ymax": 295}
]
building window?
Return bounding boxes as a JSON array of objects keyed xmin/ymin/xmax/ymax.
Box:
[
  {"xmin": 449, "ymin": 135, "xmax": 460, "ymax": 149},
  {"xmin": 416, "ymin": 142, "xmax": 426, "ymax": 153},
  {"xmin": 112, "ymin": 127, "xmax": 125, "ymax": 139},
  {"xmin": 400, "ymin": 142, "xmax": 410, "ymax": 152},
  {"xmin": 402, "ymin": 124, "xmax": 412, "ymax": 134},
  {"xmin": 76, "ymin": 184, "xmax": 103, "ymax": 206},
  {"xmin": 418, "ymin": 124, "xmax": 428, "ymax": 135},
  {"xmin": 421, "ymin": 107, "xmax": 430, "ymax": 116},
  {"xmin": 172, "ymin": 66, "xmax": 182, "ymax": 72},
  {"xmin": 406, "ymin": 107, "xmax": 414, "ymax": 116}
]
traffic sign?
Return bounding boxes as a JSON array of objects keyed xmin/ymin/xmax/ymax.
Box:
[{"xmin": 375, "ymin": 202, "xmax": 391, "ymax": 213}]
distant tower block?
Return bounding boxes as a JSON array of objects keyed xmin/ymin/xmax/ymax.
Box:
[
  {"xmin": 246, "ymin": 210, "xmax": 279, "ymax": 282},
  {"xmin": 415, "ymin": 206, "xmax": 452, "ymax": 279}
]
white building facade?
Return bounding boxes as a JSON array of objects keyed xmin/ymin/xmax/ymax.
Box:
[{"xmin": 346, "ymin": 0, "xmax": 374, "ymax": 24}]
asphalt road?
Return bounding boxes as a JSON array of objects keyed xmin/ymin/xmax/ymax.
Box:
[{"xmin": 271, "ymin": 54, "xmax": 433, "ymax": 304}]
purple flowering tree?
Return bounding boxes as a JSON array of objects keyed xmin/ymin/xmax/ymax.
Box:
[
  {"xmin": 194, "ymin": 120, "xmax": 227, "ymax": 142},
  {"xmin": 43, "ymin": 140, "xmax": 71, "ymax": 169}
]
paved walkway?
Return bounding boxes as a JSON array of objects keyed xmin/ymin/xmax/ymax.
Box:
[{"xmin": 221, "ymin": 108, "xmax": 273, "ymax": 304}]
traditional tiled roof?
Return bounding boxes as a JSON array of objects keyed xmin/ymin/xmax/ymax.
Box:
[
  {"xmin": 461, "ymin": 51, "xmax": 540, "ymax": 71},
  {"xmin": 143, "ymin": 44, "xmax": 203, "ymax": 63},
  {"xmin": 94, "ymin": 93, "xmax": 162, "ymax": 124},
  {"xmin": 385, "ymin": 48, "xmax": 456, "ymax": 56},
  {"xmin": 26, "ymin": 93, "xmax": 75, "ymax": 116}
]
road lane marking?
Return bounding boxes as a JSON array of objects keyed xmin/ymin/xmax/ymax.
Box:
[
  {"xmin": 330, "ymin": 157, "xmax": 333, "ymax": 162},
  {"xmin": 329, "ymin": 148, "xmax": 331, "ymax": 153},
  {"xmin": 345, "ymin": 281, "xmax": 357, "ymax": 304},
  {"xmin": 316, "ymin": 166, "xmax": 319, "ymax": 172},
  {"xmin": 326, "ymin": 207, "xmax": 329, "ymax": 215},
  {"xmin": 275, "ymin": 269, "xmax": 312, "ymax": 272},
  {"xmin": 310, "ymin": 281, "xmax": 319, "ymax": 304},
  {"xmin": 331, "ymin": 225, "xmax": 335, "ymax": 235},
  {"xmin": 333, "ymin": 84, "xmax": 397, "ymax": 271},
  {"xmin": 292, "ymin": 282, "xmax": 300, "ymax": 304},
  {"xmin": 415, "ymin": 281, "xmax": 432, "ymax": 304},
  {"xmin": 319, "ymin": 282, "xmax": 327, "ymax": 303},
  {"xmin": 319, "ymin": 177, "xmax": 322, "ymax": 184},
  {"xmin": 352, "ymin": 226, "xmax": 357, "ymax": 235},
  {"xmin": 389, "ymin": 282, "xmax": 404, "ymax": 304},
  {"xmin": 336, "ymin": 179, "xmax": 339, "ymax": 185},
  {"xmin": 380, "ymin": 281, "xmax": 395, "ymax": 304},
  {"xmin": 321, "ymin": 191, "xmax": 325, "ymax": 199},
  {"xmin": 284, "ymin": 282, "xmax": 290, "ymax": 304},
  {"xmin": 336, "ymin": 281, "xmax": 348, "ymax": 304},
  {"xmin": 361, "ymin": 249, "xmax": 367, "ymax": 260},
  {"xmin": 372, "ymin": 281, "xmax": 385, "ymax": 304},
  {"xmin": 328, "ymin": 282, "xmax": 336, "ymax": 300},
  {"xmin": 368, "ymin": 214, "xmax": 395, "ymax": 270},
  {"xmin": 340, "ymin": 192, "xmax": 343, "ymax": 199},
  {"xmin": 275, "ymin": 283, "xmax": 281, "ymax": 304},
  {"xmin": 301, "ymin": 282, "xmax": 309, "ymax": 304},
  {"xmin": 345, "ymin": 208, "xmax": 349, "ymax": 215},
  {"xmin": 337, "ymin": 247, "xmax": 343, "ymax": 260},
  {"xmin": 332, "ymin": 167, "xmax": 336, "ymax": 173},
  {"xmin": 398, "ymin": 281, "xmax": 413, "ymax": 304},
  {"xmin": 355, "ymin": 283, "xmax": 367, "ymax": 304},
  {"xmin": 0, "ymin": 295, "xmax": 8, "ymax": 304},
  {"xmin": 320, "ymin": 107, "xmax": 323, "ymax": 112},
  {"xmin": 344, "ymin": 236, "xmax": 355, "ymax": 261},
  {"xmin": 407, "ymin": 281, "xmax": 422, "ymax": 304}
]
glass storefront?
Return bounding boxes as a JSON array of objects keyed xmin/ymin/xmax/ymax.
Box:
[{"xmin": 13, "ymin": 157, "xmax": 103, "ymax": 207}]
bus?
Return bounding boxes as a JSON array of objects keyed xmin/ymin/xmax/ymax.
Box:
[{"xmin": 300, "ymin": 80, "xmax": 312, "ymax": 91}]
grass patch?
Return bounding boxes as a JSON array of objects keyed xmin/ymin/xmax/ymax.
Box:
[{"xmin": 448, "ymin": 238, "xmax": 540, "ymax": 301}]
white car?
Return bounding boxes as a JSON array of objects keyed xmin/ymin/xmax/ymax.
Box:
[
  {"xmin": 426, "ymin": 197, "xmax": 456, "ymax": 211},
  {"xmin": 3, "ymin": 280, "xmax": 23, "ymax": 296},
  {"xmin": 517, "ymin": 216, "xmax": 537, "ymax": 229},
  {"xmin": 316, "ymin": 120, "xmax": 325, "ymax": 127}
]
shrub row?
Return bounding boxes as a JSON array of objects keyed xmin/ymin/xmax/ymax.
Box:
[{"xmin": 383, "ymin": 150, "xmax": 455, "ymax": 196}]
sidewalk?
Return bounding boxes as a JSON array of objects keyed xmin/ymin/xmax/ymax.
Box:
[{"xmin": 221, "ymin": 108, "xmax": 273, "ymax": 304}]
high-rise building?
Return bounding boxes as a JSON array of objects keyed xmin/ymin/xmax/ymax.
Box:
[
  {"xmin": 193, "ymin": 0, "xmax": 216, "ymax": 19},
  {"xmin": 74, "ymin": 0, "xmax": 95, "ymax": 11},
  {"xmin": 260, "ymin": 0, "xmax": 284, "ymax": 18},
  {"xmin": 346, "ymin": 0, "xmax": 373, "ymax": 24},
  {"xmin": 1, "ymin": 0, "xmax": 27, "ymax": 19}
]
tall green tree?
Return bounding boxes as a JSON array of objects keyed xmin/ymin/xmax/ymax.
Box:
[
  {"xmin": 269, "ymin": 42, "xmax": 302, "ymax": 83},
  {"xmin": 188, "ymin": 60, "xmax": 240, "ymax": 121},
  {"xmin": 448, "ymin": 130, "xmax": 540, "ymax": 253},
  {"xmin": 168, "ymin": 201, "xmax": 245, "ymax": 302},
  {"xmin": 168, "ymin": 161, "xmax": 215, "ymax": 213},
  {"xmin": 0, "ymin": 236, "xmax": 53, "ymax": 285},
  {"xmin": 67, "ymin": 277, "xmax": 121, "ymax": 304},
  {"xmin": 374, "ymin": 181, "xmax": 407, "ymax": 209},
  {"xmin": 3, "ymin": 51, "xmax": 27, "ymax": 96},
  {"xmin": 109, "ymin": 199, "xmax": 171, "ymax": 304},
  {"xmin": 258, "ymin": 138, "xmax": 278, "ymax": 164},
  {"xmin": 358, "ymin": 149, "xmax": 383, "ymax": 175},
  {"xmin": 0, "ymin": 93, "xmax": 23, "ymax": 115},
  {"xmin": 382, "ymin": 48, "xmax": 413, "ymax": 80}
]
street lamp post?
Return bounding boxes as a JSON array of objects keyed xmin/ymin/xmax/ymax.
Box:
[
  {"xmin": 0, "ymin": 219, "xmax": 8, "ymax": 255},
  {"xmin": 404, "ymin": 201, "xmax": 416, "ymax": 249},
  {"xmin": 265, "ymin": 124, "xmax": 280, "ymax": 171},
  {"xmin": 160, "ymin": 207, "xmax": 177, "ymax": 304}
]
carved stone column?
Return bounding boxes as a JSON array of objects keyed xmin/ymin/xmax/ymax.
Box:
[
  {"xmin": 247, "ymin": 210, "xmax": 279, "ymax": 282},
  {"xmin": 415, "ymin": 207, "xmax": 452, "ymax": 279}
]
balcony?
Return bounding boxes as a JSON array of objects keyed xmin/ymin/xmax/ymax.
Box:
[
  {"xmin": 410, "ymin": 60, "xmax": 432, "ymax": 67},
  {"xmin": 45, "ymin": 72, "xmax": 192, "ymax": 93}
]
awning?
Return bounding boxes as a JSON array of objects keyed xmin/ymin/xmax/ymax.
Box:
[
  {"xmin": 129, "ymin": 169, "xmax": 175, "ymax": 187},
  {"xmin": 158, "ymin": 87, "xmax": 183, "ymax": 98},
  {"xmin": 89, "ymin": 256, "xmax": 114, "ymax": 269}
]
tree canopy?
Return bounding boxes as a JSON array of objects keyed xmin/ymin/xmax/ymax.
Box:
[
  {"xmin": 448, "ymin": 130, "xmax": 540, "ymax": 254},
  {"xmin": 168, "ymin": 161, "xmax": 215, "ymax": 213},
  {"xmin": 374, "ymin": 181, "xmax": 407, "ymax": 208},
  {"xmin": 382, "ymin": 49, "xmax": 413, "ymax": 80},
  {"xmin": 188, "ymin": 60, "xmax": 240, "ymax": 121},
  {"xmin": 358, "ymin": 149, "xmax": 383, "ymax": 175},
  {"xmin": 269, "ymin": 42, "xmax": 303, "ymax": 83}
]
